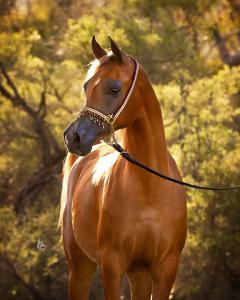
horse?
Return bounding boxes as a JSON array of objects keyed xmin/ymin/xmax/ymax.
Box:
[{"xmin": 60, "ymin": 36, "xmax": 187, "ymax": 300}]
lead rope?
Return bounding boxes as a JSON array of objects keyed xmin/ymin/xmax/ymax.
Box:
[{"xmin": 108, "ymin": 141, "xmax": 240, "ymax": 191}]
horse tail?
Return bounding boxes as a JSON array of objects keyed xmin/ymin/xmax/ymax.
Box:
[{"xmin": 58, "ymin": 153, "xmax": 78, "ymax": 229}]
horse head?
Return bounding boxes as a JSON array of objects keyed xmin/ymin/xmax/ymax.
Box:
[{"xmin": 64, "ymin": 36, "xmax": 141, "ymax": 156}]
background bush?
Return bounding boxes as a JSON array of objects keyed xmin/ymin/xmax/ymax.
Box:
[{"xmin": 0, "ymin": 1, "xmax": 240, "ymax": 299}]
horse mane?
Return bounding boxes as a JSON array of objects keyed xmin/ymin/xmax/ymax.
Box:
[{"xmin": 58, "ymin": 153, "xmax": 78, "ymax": 229}]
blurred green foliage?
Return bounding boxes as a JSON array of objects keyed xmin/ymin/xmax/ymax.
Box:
[
  {"xmin": 0, "ymin": 0, "xmax": 240, "ymax": 299},
  {"xmin": 0, "ymin": 206, "xmax": 67, "ymax": 300}
]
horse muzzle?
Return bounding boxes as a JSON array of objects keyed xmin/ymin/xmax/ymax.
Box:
[{"xmin": 64, "ymin": 118, "xmax": 107, "ymax": 156}]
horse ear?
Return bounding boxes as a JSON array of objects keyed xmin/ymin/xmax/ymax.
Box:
[
  {"xmin": 108, "ymin": 36, "xmax": 123, "ymax": 63},
  {"xmin": 91, "ymin": 36, "xmax": 107, "ymax": 59}
]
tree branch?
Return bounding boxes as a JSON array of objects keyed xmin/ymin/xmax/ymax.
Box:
[
  {"xmin": 212, "ymin": 28, "xmax": 240, "ymax": 67},
  {"xmin": 37, "ymin": 85, "xmax": 47, "ymax": 118},
  {"xmin": 0, "ymin": 62, "xmax": 35, "ymax": 115},
  {"xmin": 2, "ymin": 254, "xmax": 44, "ymax": 300},
  {"xmin": 14, "ymin": 149, "xmax": 65, "ymax": 213},
  {"xmin": 0, "ymin": 62, "xmax": 63, "ymax": 166},
  {"xmin": 48, "ymin": 79, "xmax": 71, "ymax": 102}
]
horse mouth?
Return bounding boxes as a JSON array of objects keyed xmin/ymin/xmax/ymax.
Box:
[{"xmin": 64, "ymin": 138, "xmax": 93, "ymax": 156}]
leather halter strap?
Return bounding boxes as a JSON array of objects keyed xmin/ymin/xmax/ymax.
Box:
[
  {"xmin": 112, "ymin": 58, "xmax": 139, "ymax": 120},
  {"xmin": 79, "ymin": 58, "xmax": 139, "ymax": 144}
]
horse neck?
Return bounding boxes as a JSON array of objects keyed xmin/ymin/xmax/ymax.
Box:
[{"xmin": 122, "ymin": 70, "xmax": 169, "ymax": 180}]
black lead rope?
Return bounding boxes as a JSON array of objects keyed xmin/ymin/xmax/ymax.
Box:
[{"xmin": 112, "ymin": 143, "xmax": 240, "ymax": 191}]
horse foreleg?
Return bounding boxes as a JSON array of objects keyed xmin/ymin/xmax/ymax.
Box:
[
  {"xmin": 100, "ymin": 250, "xmax": 124, "ymax": 300},
  {"xmin": 127, "ymin": 271, "xmax": 152, "ymax": 300},
  {"xmin": 63, "ymin": 217, "xmax": 96, "ymax": 300},
  {"xmin": 66, "ymin": 248, "xmax": 96, "ymax": 300},
  {"xmin": 151, "ymin": 255, "xmax": 179, "ymax": 300}
]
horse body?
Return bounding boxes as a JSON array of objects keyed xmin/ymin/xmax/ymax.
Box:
[{"xmin": 61, "ymin": 37, "xmax": 187, "ymax": 300}]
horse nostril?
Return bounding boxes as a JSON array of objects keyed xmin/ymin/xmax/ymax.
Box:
[{"xmin": 73, "ymin": 132, "xmax": 81, "ymax": 144}]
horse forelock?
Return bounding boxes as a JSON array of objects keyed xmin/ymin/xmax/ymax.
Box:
[
  {"xmin": 84, "ymin": 59, "xmax": 100, "ymax": 83},
  {"xmin": 84, "ymin": 52, "xmax": 128, "ymax": 85}
]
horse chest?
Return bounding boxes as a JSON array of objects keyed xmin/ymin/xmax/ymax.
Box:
[{"xmin": 71, "ymin": 155, "xmax": 185, "ymax": 265}]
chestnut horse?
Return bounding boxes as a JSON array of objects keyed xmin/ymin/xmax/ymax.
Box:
[{"xmin": 60, "ymin": 36, "xmax": 187, "ymax": 300}]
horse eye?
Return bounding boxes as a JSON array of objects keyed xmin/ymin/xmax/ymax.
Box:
[{"xmin": 106, "ymin": 80, "xmax": 122, "ymax": 96}]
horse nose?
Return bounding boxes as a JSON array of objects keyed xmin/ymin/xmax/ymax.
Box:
[
  {"xmin": 63, "ymin": 123, "xmax": 77, "ymax": 146},
  {"xmin": 63, "ymin": 127, "xmax": 81, "ymax": 148}
]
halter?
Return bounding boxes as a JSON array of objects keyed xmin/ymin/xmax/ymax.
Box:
[{"xmin": 78, "ymin": 58, "xmax": 140, "ymax": 145}]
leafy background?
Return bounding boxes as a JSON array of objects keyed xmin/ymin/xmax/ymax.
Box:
[{"xmin": 0, "ymin": 0, "xmax": 240, "ymax": 299}]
